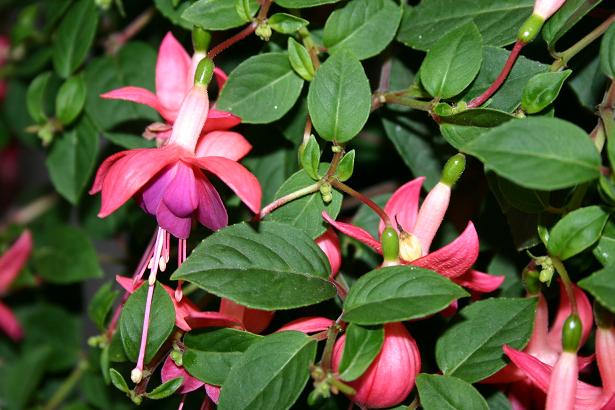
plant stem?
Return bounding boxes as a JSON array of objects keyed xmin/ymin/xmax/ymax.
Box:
[
  {"xmin": 105, "ymin": 7, "xmax": 155, "ymax": 55},
  {"xmin": 551, "ymin": 257, "xmax": 578, "ymax": 314},
  {"xmin": 259, "ymin": 182, "xmax": 322, "ymax": 218},
  {"xmin": 320, "ymin": 324, "xmax": 340, "ymax": 371},
  {"xmin": 43, "ymin": 358, "xmax": 89, "ymax": 410},
  {"xmin": 299, "ymin": 28, "xmax": 321, "ymax": 70},
  {"xmin": 325, "ymin": 149, "xmax": 345, "ymax": 180},
  {"xmin": 599, "ymin": 80, "xmax": 615, "ymax": 145},
  {"xmin": 208, "ymin": 23, "xmax": 257, "ymax": 59},
  {"xmin": 468, "ymin": 40, "xmax": 524, "ymax": 108},
  {"xmin": 331, "ymin": 180, "xmax": 392, "ymax": 227},
  {"xmin": 381, "ymin": 93, "xmax": 432, "ymax": 111}
]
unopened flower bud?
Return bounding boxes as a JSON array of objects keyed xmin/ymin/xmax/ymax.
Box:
[
  {"xmin": 539, "ymin": 264, "xmax": 554, "ymax": 284},
  {"xmin": 562, "ymin": 314, "xmax": 582, "ymax": 353},
  {"xmin": 194, "ymin": 57, "xmax": 215, "ymax": 86},
  {"xmin": 518, "ymin": 14, "xmax": 545, "ymax": 44},
  {"xmin": 440, "ymin": 153, "xmax": 466, "ymax": 187},
  {"xmin": 256, "ymin": 23, "xmax": 272, "ymax": 41},
  {"xmin": 131, "ymin": 368, "xmax": 143, "ymax": 384},
  {"xmin": 523, "ymin": 268, "xmax": 541, "ymax": 294}
]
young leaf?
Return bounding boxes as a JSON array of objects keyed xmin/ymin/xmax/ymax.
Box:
[
  {"xmin": 600, "ymin": 22, "xmax": 615, "ymax": 78},
  {"xmin": 26, "ymin": 71, "xmax": 53, "ymax": 123},
  {"xmin": 119, "ymin": 282, "xmax": 175, "ymax": 363},
  {"xmin": 323, "ymin": 0, "xmax": 402, "ymax": 60},
  {"xmin": 269, "ymin": 13, "xmax": 308, "ymax": 34},
  {"xmin": 182, "ymin": 0, "xmax": 259, "ymax": 30},
  {"xmin": 88, "ymin": 281, "xmax": 120, "ymax": 331},
  {"xmin": 235, "ymin": 0, "xmax": 252, "ymax": 22},
  {"xmin": 308, "ymin": 50, "xmax": 371, "ymax": 142},
  {"xmin": 464, "ymin": 118, "xmax": 601, "ymax": 190},
  {"xmin": 183, "ymin": 328, "xmax": 262, "ymax": 385},
  {"xmin": 268, "ymin": 166, "xmax": 343, "ymax": 239},
  {"xmin": 416, "ymin": 374, "xmax": 489, "ymax": 410},
  {"xmin": 343, "ymin": 265, "xmax": 469, "ymax": 325},
  {"xmin": 288, "ymin": 38, "xmax": 315, "ymax": 81},
  {"xmin": 434, "ymin": 106, "xmax": 515, "ymax": 127},
  {"xmin": 300, "ymin": 135, "xmax": 320, "ymax": 180},
  {"xmin": 336, "ymin": 150, "xmax": 355, "ymax": 182},
  {"xmin": 217, "ymin": 52, "xmax": 304, "ymax": 124},
  {"xmin": 56, "ymin": 74, "xmax": 87, "ymax": 125},
  {"xmin": 593, "ymin": 220, "xmax": 615, "ymax": 266},
  {"xmin": 419, "ymin": 22, "xmax": 483, "ymax": 99},
  {"xmin": 275, "ymin": 0, "xmax": 340, "ymax": 7},
  {"xmin": 217, "ymin": 331, "xmax": 317, "ymax": 410},
  {"xmin": 52, "ymin": 0, "xmax": 99, "ymax": 78},
  {"xmin": 436, "ymin": 297, "xmax": 537, "ymax": 382},
  {"xmin": 579, "ymin": 268, "xmax": 615, "ymax": 313},
  {"xmin": 542, "ymin": 0, "xmax": 603, "ymax": 50},
  {"xmin": 521, "ymin": 70, "xmax": 572, "ymax": 114},
  {"xmin": 547, "ymin": 206, "xmax": 609, "ymax": 261},
  {"xmin": 145, "ymin": 377, "xmax": 183, "ymax": 399},
  {"xmin": 109, "ymin": 369, "xmax": 130, "ymax": 393},
  {"xmin": 171, "ymin": 221, "xmax": 337, "ymax": 310},
  {"xmin": 338, "ymin": 324, "xmax": 384, "ymax": 382}
]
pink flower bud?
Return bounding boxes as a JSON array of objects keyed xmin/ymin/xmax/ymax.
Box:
[
  {"xmin": 412, "ymin": 182, "xmax": 451, "ymax": 254},
  {"xmin": 315, "ymin": 228, "xmax": 342, "ymax": 278},
  {"xmin": 332, "ymin": 322, "xmax": 421, "ymax": 409},
  {"xmin": 597, "ymin": 326, "xmax": 615, "ymax": 394},
  {"xmin": 533, "ymin": 0, "xmax": 566, "ymax": 20},
  {"xmin": 546, "ymin": 351, "xmax": 578, "ymax": 410}
]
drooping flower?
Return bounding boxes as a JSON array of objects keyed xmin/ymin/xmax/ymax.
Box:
[
  {"xmin": 316, "ymin": 227, "xmax": 342, "ymax": 279},
  {"xmin": 0, "ymin": 231, "xmax": 32, "ymax": 341},
  {"xmin": 90, "ymin": 60, "xmax": 262, "ymax": 239},
  {"xmin": 332, "ymin": 322, "xmax": 421, "ymax": 408}
]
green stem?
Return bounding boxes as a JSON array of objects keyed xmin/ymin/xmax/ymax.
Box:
[
  {"xmin": 551, "ymin": 257, "xmax": 578, "ymax": 314},
  {"xmin": 298, "ymin": 27, "xmax": 321, "ymax": 70},
  {"xmin": 331, "ymin": 180, "xmax": 392, "ymax": 227},
  {"xmin": 599, "ymin": 80, "xmax": 615, "ymax": 144},
  {"xmin": 382, "ymin": 93, "xmax": 432, "ymax": 111},
  {"xmin": 325, "ymin": 148, "xmax": 345, "ymax": 180},
  {"xmin": 259, "ymin": 182, "xmax": 322, "ymax": 218},
  {"xmin": 43, "ymin": 358, "xmax": 89, "ymax": 410},
  {"xmin": 320, "ymin": 324, "xmax": 340, "ymax": 371}
]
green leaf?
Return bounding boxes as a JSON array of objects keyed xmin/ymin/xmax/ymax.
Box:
[
  {"xmin": 235, "ymin": 0, "xmax": 252, "ymax": 22},
  {"xmin": 308, "ymin": 50, "xmax": 371, "ymax": 142},
  {"xmin": 593, "ymin": 220, "xmax": 615, "ymax": 266},
  {"xmin": 486, "ymin": 390, "xmax": 514, "ymax": 410},
  {"xmin": 243, "ymin": 149, "xmax": 296, "ymax": 204},
  {"xmin": 416, "ymin": 374, "xmax": 489, "ymax": 410},
  {"xmin": 268, "ymin": 166, "xmax": 343, "ymax": 239},
  {"xmin": 26, "ymin": 71, "xmax": 53, "ymax": 123},
  {"xmin": 419, "ymin": 22, "xmax": 483, "ymax": 99},
  {"xmin": 343, "ymin": 266, "xmax": 469, "ymax": 325},
  {"xmin": 600, "ymin": 22, "xmax": 615, "ymax": 78},
  {"xmin": 46, "ymin": 115, "xmax": 99, "ymax": 204},
  {"xmin": 338, "ymin": 324, "xmax": 384, "ymax": 382},
  {"xmin": 269, "ymin": 13, "xmax": 308, "ymax": 34},
  {"xmin": 183, "ymin": 328, "xmax": 262, "ymax": 385},
  {"xmin": 146, "ymin": 377, "xmax": 183, "ymax": 399},
  {"xmin": 300, "ymin": 134, "xmax": 321, "ymax": 180},
  {"xmin": 336, "ymin": 150, "xmax": 355, "ymax": 182},
  {"xmin": 463, "ymin": 118, "xmax": 601, "ymax": 190},
  {"xmin": 579, "ymin": 267, "xmax": 615, "ymax": 313},
  {"xmin": 88, "ymin": 282, "xmax": 120, "ymax": 331},
  {"xmin": 440, "ymin": 124, "xmax": 485, "ymax": 150},
  {"xmin": 542, "ymin": 0, "xmax": 603, "ymax": 49},
  {"xmin": 217, "ymin": 53, "xmax": 304, "ymax": 124},
  {"xmin": 218, "ymin": 331, "xmax": 317, "ymax": 410},
  {"xmin": 182, "ymin": 0, "xmax": 259, "ymax": 31},
  {"xmin": 323, "ymin": 0, "xmax": 402, "ymax": 60},
  {"xmin": 435, "ymin": 106, "xmax": 515, "ymax": 127},
  {"xmin": 171, "ymin": 221, "xmax": 336, "ymax": 310},
  {"xmin": 275, "ymin": 0, "xmax": 340, "ymax": 7},
  {"xmin": 459, "ymin": 46, "xmax": 548, "ymax": 112},
  {"xmin": 497, "ymin": 177, "xmax": 550, "ymax": 214},
  {"xmin": 102, "ymin": 132, "xmax": 156, "ymax": 149},
  {"xmin": 547, "ymin": 206, "xmax": 609, "ymax": 261},
  {"xmin": 0, "ymin": 347, "xmax": 51, "ymax": 410},
  {"xmin": 109, "ymin": 369, "xmax": 130, "ymax": 393},
  {"xmin": 288, "ymin": 38, "xmax": 315, "ymax": 81},
  {"xmin": 56, "ymin": 74, "xmax": 87, "ymax": 125},
  {"xmin": 33, "ymin": 225, "xmax": 103, "ymax": 284},
  {"xmin": 397, "ymin": 0, "xmax": 533, "ymax": 51},
  {"xmin": 436, "ymin": 297, "xmax": 537, "ymax": 382},
  {"xmin": 521, "ymin": 70, "xmax": 572, "ymax": 114},
  {"xmin": 52, "ymin": 0, "xmax": 99, "ymax": 77},
  {"xmin": 119, "ymin": 282, "xmax": 175, "ymax": 363},
  {"xmin": 154, "ymin": 0, "xmax": 192, "ymax": 29},
  {"xmin": 570, "ymin": 54, "xmax": 608, "ymax": 110}
]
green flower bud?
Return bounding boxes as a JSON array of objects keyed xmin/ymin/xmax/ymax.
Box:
[
  {"xmin": 194, "ymin": 58, "xmax": 215, "ymax": 86},
  {"xmin": 256, "ymin": 23, "xmax": 272, "ymax": 41},
  {"xmin": 192, "ymin": 27, "xmax": 211, "ymax": 53},
  {"xmin": 539, "ymin": 264, "xmax": 554, "ymax": 284},
  {"xmin": 523, "ymin": 268, "xmax": 541, "ymax": 295},
  {"xmin": 517, "ymin": 14, "xmax": 545, "ymax": 44},
  {"xmin": 381, "ymin": 226, "xmax": 400, "ymax": 264},
  {"xmin": 440, "ymin": 153, "xmax": 466, "ymax": 187},
  {"xmin": 562, "ymin": 314, "xmax": 582, "ymax": 352}
]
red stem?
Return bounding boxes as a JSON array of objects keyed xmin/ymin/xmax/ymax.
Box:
[
  {"xmin": 207, "ymin": 23, "xmax": 257, "ymax": 60},
  {"xmin": 468, "ymin": 41, "xmax": 525, "ymax": 108}
]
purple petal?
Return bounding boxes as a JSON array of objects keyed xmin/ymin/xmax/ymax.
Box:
[
  {"xmin": 196, "ymin": 174, "xmax": 228, "ymax": 231},
  {"xmin": 156, "ymin": 200, "xmax": 192, "ymax": 239},
  {"xmin": 162, "ymin": 163, "xmax": 199, "ymax": 218}
]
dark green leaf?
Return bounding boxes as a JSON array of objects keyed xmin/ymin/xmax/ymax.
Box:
[
  {"xmin": 435, "ymin": 106, "xmax": 515, "ymax": 127},
  {"xmin": 269, "ymin": 13, "xmax": 309, "ymax": 34},
  {"xmin": 46, "ymin": 115, "xmax": 99, "ymax": 204},
  {"xmin": 26, "ymin": 71, "xmax": 53, "ymax": 123},
  {"xmin": 397, "ymin": 0, "xmax": 532, "ymax": 51},
  {"xmin": 420, "ymin": 22, "xmax": 483, "ymax": 99},
  {"xmin": 235, "ymin": 0, "xmax": 252, "ymax": 22},
  {"xmin": 464, "ymin": 118, "xmax": 601, "ymax": 190},
  {"xmin": 440, "ymin": 124, "xmax": 485, "ymax": 150},
  {"xmin": 182, "ymin": 0, "xmax": 259, "ymax": 31},
  {"xmin": 288, "ymin": 38, "xmax": 315, "ymax": 81},
  {"xmin": 183, "ymin": 328, "xmax": 262, "ymax": 385},
  {"xmin": 542, "ymin": 0, "xmax": 603, "ymax": 49},
  {"xmin": 436, "ymin": 297, "xmax": 537, "ymax": 382},
  {"xmin": 0, "ymin": 347, "xmax": 51, "ymax": 410},
  {"xmin": 52, "ymin": 0, "xmax": 99, "ymax": 77},
  {"xmin": 343, "ymin": 265, "xmax": 469, "ymax": 325},
  {"xmin": 33, "ymin": 225, "xmax": 103, "ymax": 283},
  {"xmin": 146, "ymin": 377, "xmax": 183, "ymax": 399},
  {"xmin": 600, "ymin": 22, "xmax": 615, "ymax": 78},
  {"xmin": 336, "ymin": 150, "xmax": 355, "ymax": 182},
  {"xmin": 547, "ymin": 206, "xmax": 609, "ymax": 261},
  {"xmin": 593, "ymin": 220, "xmax": 615, "ymax": 266},
  {"xmin": 300, "ymin": 135, "xmax": 321, "ymax": 180},
  {"xmin": 119, "ymin": 282, "xmax": 175, "ymax": 363},
  {"xmin": 497, "ymin": 177, "xmax": 550, "ymax": 214},
  {"xmin": 243, "ymin": 149, "xmax": 296, "ymax": 204},
  {"xmin": 579, "ymin": 267, "xmax": 615, "ymax": 313},
  {"xmin": 416, "ymin": 374, "xmax": 489, "ymax": 410},
  {"xmin": 323, "ymin": 0, "xmax": 402, "ymax": 60},
  {"xmin": 154, "ymin": 0, "xmax": 192, "ymax": 29},
  {"xmin": 218, "ymin": 331, "xmax": 317, "ymax": 410},
  {"xmin": 570, "ymin": 53, "xmax": 607, "ymax": 110},
  {"xmin": 521, "ymin": 70, "xmax": 571, "ymax": 114},
  {"xmin": 171, "ymin": 221, "xmax": 336, "ymax": 310},
  {"xmin": 88, "ymin": 282, "xmax": 120, "ymax": 331},
  {"xmin": 308, "ymin": 50, "xmax": 371, "ymax": 142},
  {"xmin": 268, "ymin": 166, "xmax": 342, "ymax": 239},
  {"xmin": 56, "ymin": 74, "xmax": 87, "ymax": 125},
  {"xmin": 102, "ymin": 132, "xmax": 156, "ymax": 149},
  {"xmin": 338, "ymin": 324, "xmax": 384, "ymax": 382},
  {"xmin": 217, "ymin": 53, "xmax": 304, "ymax": 124},
  {"xmin": 109, "ymin": 369, "xmax": 130, "ymax": 393},
  {"xmin": 275, "ymin": 0, "xmax": 340, "ymax": 7},
  {"xmin": 486, "ymin": 390, "xmax": 513, "ymax": 410}
]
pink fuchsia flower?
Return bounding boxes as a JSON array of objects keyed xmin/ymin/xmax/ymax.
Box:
[
  {"xmin": 90, "ymin": 64, "xmax": 262, "ymax": 239},
  {"xmin": 101, "ymin": 32, "xmax": 238, "ymax": 134},
  {"xmin": 0, "ymin": 230, "xmax": 32, "ymax": 341},
  {"xmin": 323, "ymin": 175, "xmax": 504, "ymax": 293},
  {"xmin": 316, "ymin": 227, "xmax": 342, "ymax": 279},
  {"xmin": 0, "ymin": 36, "xmax": 9, "ymax": 101},
  {"xmin": 533, "ymin": 0, "xmax": 566, "ymax": 20},
  {"xmin": 332, "ymin": 322, "xmax": 421, "ymax": 409},
  {"xmin": 218, "ymin": 299, "xmax": 274, "ymax": 334}
]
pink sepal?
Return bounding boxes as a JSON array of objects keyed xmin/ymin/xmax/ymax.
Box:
[
  {"xmin": 276, "ymin": 317, "xmax": 333, "ymax": 334},
  {"xmin": 0, "ymin": 301, "xmax": 23, "ymax": 341},
  {"xmin": 0, "ymin": 230, "xmax": 32, "ymax": 294},
  {"xmin": 315, "ymin": 228, "xmax": 342, "ymax": 278},
  {"xmin": 322, "ymin": 212, "xmax": 382, "ymax": 253},
  {"xmin": 195, "ymin": 131, "xmax": 252, "ymax": 161},
  {"xmin": 453, "ymin": 269, "xmax": 505, "ymax": 293},
  {"xmin": 379, "ymin": 177, "xmax": 424, "ymax": 236},
  {"xmin": 156, "ymin": 32, "xmax": 192, "ymax": 115},
  {"xmin": 161, "ymin": 355, "xmax": 204, "ymax": 394},
  {"xmin": 219, "ymin": 299, "xmax": 274, "ymax": 334}
]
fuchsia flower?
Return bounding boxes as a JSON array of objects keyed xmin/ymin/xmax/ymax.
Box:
[
  {"xmin": 0, "ymin": 36, "xmax": 9, "ymax": 101},
  {"xmin": 533, "ymin": 0, "xmax": 566, "ymax": 20},
  {"xmin": 0, "ymin": 231, "xmax": 32, "ymax": 341},
  {"xmin": 332, "ymin": 322, "xmax": 421, "ymax": 408},
  {"xmin": 323, "ymin": 176, "xmax": 504, "ymax": 293},
  {"xmin": 316, "ymin": 227, "xmax": 342, "ymax": 278}
]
